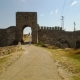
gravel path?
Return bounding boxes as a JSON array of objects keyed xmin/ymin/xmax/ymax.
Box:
[{"xmin": 0, "ymin": 45, "xmax": 63, "ymax": 80}]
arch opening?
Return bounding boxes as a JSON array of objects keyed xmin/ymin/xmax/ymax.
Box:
[{"xmin": 22, "ymin": 26, "xmax": 32, "ymax": 44}]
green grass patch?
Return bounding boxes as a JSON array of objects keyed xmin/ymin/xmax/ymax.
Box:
[
  {"xmin": 72, "ymin": 76, "xmax": 80, "ymax": 80},
  {"xmin": 35, "ymin": 42, "xmax": 59, "ymax": 49},
  {"xmin": 35, "ymin": 42, "xmax": 46, "ymax": 47},
  {"xmin": 46, "ymin": 48, "xmax": 80, "ymax": 80},
  {"xmin": 65, "ymin": 49, "xmax": 80, "ymax": 73},
  {"xmin": 0, "ymin": 57, "xmax": 8, "ymax": 64},
  {"xmin": 0, "ymin": 57, "xmax": 9, "ymax": 72}
]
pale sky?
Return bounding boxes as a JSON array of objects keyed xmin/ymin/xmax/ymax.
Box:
[{"xmin": 0, "ymin": 0, "xmax": 80, "ymax": 34}]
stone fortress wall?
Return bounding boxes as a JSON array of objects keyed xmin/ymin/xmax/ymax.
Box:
[
  {"xmin": 0, "ymin": 26, "xmax": 16, "ymax": 47},
  {"xmin": 38, "ymin": 26, "xmax": 80, "ymax": 48},
  {"xmin": 0, "ymin": 12, "xmax": 38, "ymax": 47},
  {"xmin": 0, "ymin": 12, "xmax": 80, "ymax": 48}
]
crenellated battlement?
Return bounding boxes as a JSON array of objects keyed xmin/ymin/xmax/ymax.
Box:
[{"xmin": 38, "ymin": 26, "xmax": 62, "ymax": 31}]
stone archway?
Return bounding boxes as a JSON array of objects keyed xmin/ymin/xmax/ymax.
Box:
[
  {"xmin": 22, "ymin": 25, "xmax": 32, "ymax": 43},
  {"xmin": 15, "ymin": 12, "xmax": 38, "ymax": 44},
  {"xmin": 22, "ymin": 26, "xmax": 32, "ymax": 43}
]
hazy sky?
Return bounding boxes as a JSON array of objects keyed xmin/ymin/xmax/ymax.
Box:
[{"xmin": 0, "ymin": 0, "xmax": 80, "ymax": 33}]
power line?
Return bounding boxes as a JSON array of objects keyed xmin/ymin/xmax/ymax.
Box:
[
  {"xmin": 61, "ymin": 0, "xmax": 66, "ymax": 16},
  {"xmin": 74, "ymin": 22, "xmax": 76, "ymax": 31},
  {"xmin": 60, "ymin": 0, "xmax": 74, "ymax": 31},
  {"xmin": 65, "ymin": 0, "xmax": 73, "ymax": 16},
  {"xmin": 61, "ymin": 0, "xmax": 66, "ymax": 29},
  {"xmin": 61, "ymin": 0, "xmax": 72, "ymax": 30},
  {"xmin": 61, "ymin": 16, "xmax": 64, "ymax": 30}
]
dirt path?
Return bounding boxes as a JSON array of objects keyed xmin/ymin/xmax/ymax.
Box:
[{"xmin": 0, "ymin": 45, "xmax": 70, "ymax": 80}]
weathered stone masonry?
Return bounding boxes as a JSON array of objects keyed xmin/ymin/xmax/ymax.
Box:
[
  {"xmin": 0, "ymin": 26, "xmax": 16, "ymax": 46},
  {"xmin": 0, "ymin": 12, "xmax": 80, "ymax": 48},
  {"xmin": 0, "ymin": 12, "xmax": 38, "ymax": 47},
  {"xmin": 38, "ymin": 26, "xmax": 80, "ymax": 48},
  {"xmin": 16, "ymin": 12, "xmax": 38, "ymax": 44}
]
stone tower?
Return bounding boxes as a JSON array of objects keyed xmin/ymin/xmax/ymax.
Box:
[{"xmin": 16, "ymin": 12, "xmax": 38, "ymax": 43}]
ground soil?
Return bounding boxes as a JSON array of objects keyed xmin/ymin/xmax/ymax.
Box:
[{"xmin": 0, "ymin": 44, "xmax": 73, "ymax": 80}]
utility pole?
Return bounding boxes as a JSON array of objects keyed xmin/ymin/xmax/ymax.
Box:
[
  {"xmin": 61, "ymin": 16, "xmax": 64, "ymax": 30},
  {"xmin": 74, "ymin": 22, "xmax": 76, "ymax": 31}
]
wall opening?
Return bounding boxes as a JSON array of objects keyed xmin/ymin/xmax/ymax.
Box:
[{"xmin": 22, "ymin": 26, "xmax": 32, "ymax": 44}]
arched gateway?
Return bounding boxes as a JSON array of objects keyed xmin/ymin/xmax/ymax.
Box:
[{"xmin": 16, "ymin": 12, "xmax": 38, "ymax": 43}]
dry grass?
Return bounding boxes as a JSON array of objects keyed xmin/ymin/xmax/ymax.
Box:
[
  {"xmin": 0, "ymin": 51, "xmax": 23, "ymax": 74},
  {"xmin": 46, "ymin": 48, "xmax": 80, "ymax": 80},
  {"xmin": 0, "ymin": 56, "xmax": 9, "ymax": 74}
]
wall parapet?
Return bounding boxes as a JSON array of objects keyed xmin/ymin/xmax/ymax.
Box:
[{"xmin": 38, "ymin": 26, "xmax": 62, "ymax": 31}]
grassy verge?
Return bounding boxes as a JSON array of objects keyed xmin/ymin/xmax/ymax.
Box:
[
  {"xmin": 35, "ymin": 42, "xmax": 46, "ymax": 47},
  {"xmin": 0, "ymin": 56, "xmax": 9, "ymax": 74},
  {"xmin": 45, "ymin": 48, "xmax": 80, "ymax": 80},
  {"xmin": 0, "ymin": 50, "xmax": 23, "ymax": 74}
]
